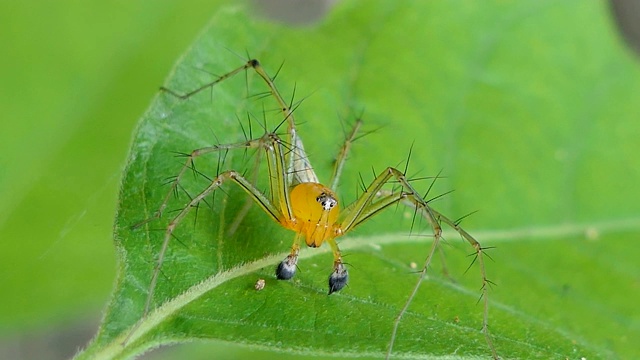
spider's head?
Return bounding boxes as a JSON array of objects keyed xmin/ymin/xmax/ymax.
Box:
[{"xmin": 290, "ymin": 182, "xmax": 340, "ymax": 248}]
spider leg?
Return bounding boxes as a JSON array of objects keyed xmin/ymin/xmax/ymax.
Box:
[
  {"xmin": 144, "ymin": 169, "xmax": 286, "ymax": 318},
  {"xmin": 329, "ymin": 118, "xmax": 363, "ymax": 191},
  {"xmin": 338, "ymin": 168, "xmax": 420, "ymax": 233},
  {"xmin": 138, "ymin": 127, "xmax": 300, "ymax": 313},
  {"xmin": 382, "ymin": 196, "xmax": 496, "ymax": 359},
  {"xmin": 225, "ymin": 149, "xmax": 264, "ymax": 237},
  {"xmin": 160, "ymin": 58, "xmax": 305, "ymax": 188},
  {"xmin": 324, "ymin": 168, "xmax": 414, "ymax": 294},
  {"xmin": 132, "ymin": 138, "xmax": 271, "ymax": 230},
  {"xmin": 160, "ymin": 60, "xmax": 258, "ymax": 101},
  {"xmin": 426, "ymin": 207, "xmax": 496, "ymax": 359},
  {"xmin": 335, "ymin": 167, "xmax": 495, "ymax": 359}
]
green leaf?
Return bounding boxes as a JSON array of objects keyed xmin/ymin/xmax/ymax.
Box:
[{"xmin": 78, "ymin": 1, "xmax": 640, "ymax": 359}]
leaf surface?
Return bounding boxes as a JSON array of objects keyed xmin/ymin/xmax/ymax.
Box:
[{"xmin": 79, "ymin": 1, "xmax": 640, "ymax": 359}]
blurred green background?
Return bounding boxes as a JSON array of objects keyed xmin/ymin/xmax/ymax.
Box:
[{"xmin": 1, "ymin": 1, "xmax": 639, "ymax": 359}]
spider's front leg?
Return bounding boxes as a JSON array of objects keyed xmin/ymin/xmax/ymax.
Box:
[
  {"xmin": 276, "ymin": 181, "xmax": 348, "ymax": 293},
  {"xmin": 275, "ymin": 236, "xmax": 300, "ymax": 280},
  {"xmin": 144, "ymin": 169, "xmax": 286, "ymax": 315},
  {"xmin": 275, "ymin": 235, "xmax": 349, "ymax": 294},
  {"xmin": 326, "ymin": 237, "xmax": 349, "ymax": 294}
]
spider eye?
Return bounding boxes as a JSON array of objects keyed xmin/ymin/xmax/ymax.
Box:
[{"xmin": 316, "ymin": 192, "xmax": 338, "ymax": 211}]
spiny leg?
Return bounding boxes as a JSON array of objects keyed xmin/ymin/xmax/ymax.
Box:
[
  {"xmin": 226, "ymin": 113, "xmax": 266, "ymax": 237},
  {"xmin": 384, "ymin": 187, "xmax": 496, "ymax": 359},
  {"xmin": 428, "ymin": 207, "xmax": 496, "ymax": 359},
  {"xmin": 335, "ymin": 167, "xmax": 495, "ymax": 358},
  {"xmin": 136, "ymin": 129, "xmax": 297, "ymax": 315},
  {"xmin": 143, "ymin": 170, "xmax": 285, "ymax": 318},
  {"xmin": 383, "ymin": 200, "xmax": 496, "ymax": 359},
  {"xmin": 225, "ymin": 148, "xmax": 264, "ymax": 237},
  {"xmin": 132, "ymin": 137, "xmax": 271, "ymax": 230},
  {"xmin": 159, "ymin": 58, "xmax": 305, "ymax": 223},
  {"xmin": 160, "ymin": 59, "xmax": 301, "ymax": 165},
  {"xmin": 329, "ymin": 118, "xmax": 363, "ymax": 192},
  {"xmin": 160, "ymin": 60, "xmax": 256, "ymax": 101}
]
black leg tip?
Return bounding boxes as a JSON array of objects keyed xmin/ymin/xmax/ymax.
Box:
[
  {"xmin": 276, "ymin": 254, "xmax": 297, "ymax": 280},
  {"xmin": 328, "ymin": 264, "xmax": 349, "ymax": 294}
]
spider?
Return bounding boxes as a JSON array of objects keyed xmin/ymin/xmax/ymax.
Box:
[{"xmin": 139, "ymin": 59, "xmax": 497, "ymax": 359}]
